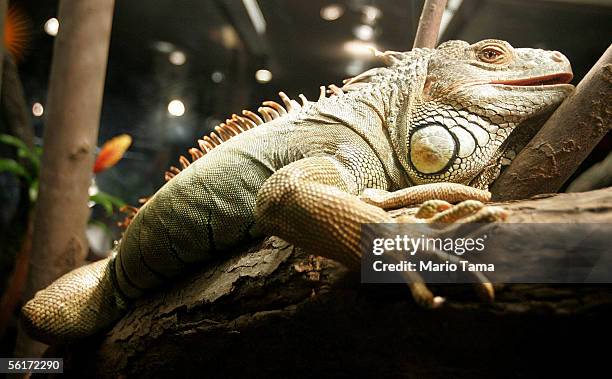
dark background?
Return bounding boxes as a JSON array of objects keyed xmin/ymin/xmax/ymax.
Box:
[{"xmin": 10, "ymin": 0, "xmax": 612, "ymax": 201}]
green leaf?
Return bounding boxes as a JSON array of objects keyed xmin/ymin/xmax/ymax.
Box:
[
  {"xmin": 97, "ymin": 191, "xmax": 126, "ymax": 208},
  {"xmin": 29, "ymin": 179, "xmax": 39, "ymax": 203},
  {"xmin": 90, "ymin": 191, "xmax": 126, "ymax": 216},
  {"xmin": 0, "ymin": 158, "xmax": 32, "ymax": 183},
  {"xmin": 0, "ymin": 133, "xmax": 29, "ymax": 151},
  {"xmin": 90, "ymin": 194, "xmax": 113, "ymax": 215},
  {"xmin": 0, "ymin": 134, "xmax": 41, "ymax": 172}
]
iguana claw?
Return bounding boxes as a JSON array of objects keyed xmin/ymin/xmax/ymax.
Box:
[{"xmin": 397, "ymin": 199, "xmax": 506, "ymax": 308}]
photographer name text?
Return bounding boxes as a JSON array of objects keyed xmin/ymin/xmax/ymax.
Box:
[{"xmin": 370, "ymin": 234, "xmax": 494, "ymax": 273}]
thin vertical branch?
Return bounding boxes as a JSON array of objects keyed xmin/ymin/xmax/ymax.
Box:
[
  {"xmin": 413, "ymin": 0, "xmax": 448, "ymax": 49},
  {"xmin": 15, "ymin": 0, "xmax": 115, "ymax": 357}
]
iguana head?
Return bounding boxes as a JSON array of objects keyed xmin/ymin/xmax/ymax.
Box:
[{"xmin": 386, "ymin": 39, "xmax": 574, "ymax": 188}]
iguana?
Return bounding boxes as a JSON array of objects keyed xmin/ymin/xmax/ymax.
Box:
[{"xmin": 21, "ymin": 39, "xmax": 573, "ymax": 344}]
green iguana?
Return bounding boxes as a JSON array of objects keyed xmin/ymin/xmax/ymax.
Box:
[{"xmin": 21, "ymin": 39, "xmax": 573, "ymax": 344}]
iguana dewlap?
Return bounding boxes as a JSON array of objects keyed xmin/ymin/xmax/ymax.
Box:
[{"xmin": 21, "ymin": 39, "xmax": 573, "ymax": 344}]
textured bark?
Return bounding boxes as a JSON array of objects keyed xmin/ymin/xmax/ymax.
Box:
[
  {"xmin": 491, "ymin": 44, "xmax": 612, "ymax": 200},
  {"xmin": 56, "ymin": 188, "xmax": 612, "ymax": 378},
  {"xmin": 413, "ymin": 0, "xmax": 448, "ymax": 49},
  {"xmin": 15, "ymin": 0, "xmax": 115, "ymax": 358}
]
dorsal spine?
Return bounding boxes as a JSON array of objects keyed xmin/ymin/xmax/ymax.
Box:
[{"xmin": 164, "ymin": 92, "xmax": 308, "ymax": 181}]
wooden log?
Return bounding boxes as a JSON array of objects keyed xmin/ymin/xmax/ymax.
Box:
[
  {"xmin": 491, "ymin": 44, "xmax": 612, "ymax": 200},
  {"xmin": 56, "ymin": 188, "xmax": 612, "ymax": 377},
  {"xmin": 15, "ymin": 0, "xmax": 115, "ymax": 358}
]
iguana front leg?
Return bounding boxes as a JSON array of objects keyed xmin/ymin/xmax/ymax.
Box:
[
  {"xmin": 255, "ymin": 156, "xmax": 391, "ymax": 269},
  {"xmin": 360, "ymin": 183, "xmax": 509, "ymax": 302},
  {"xmin": 360, "ymin": 184, "xmax": 508, "ymax": 225},
  {"xmin": 255, "ymin": 157, "xmax": 463, "ymax": 307},
  {"xmin": 359, "ymin": 183, "xmax": 490, "ymax": 210}
]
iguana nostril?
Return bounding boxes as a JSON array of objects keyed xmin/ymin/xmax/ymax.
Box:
[{"xmin": 552, "ymin": 51, "xmax": 564, "ymax": 63}]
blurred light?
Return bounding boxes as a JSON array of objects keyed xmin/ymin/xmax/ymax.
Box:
[
  {"xmin": 153, "ymin": 41, "xmax": 174, "ymax": 53},
  {"xmin": 211, "ymin": 71, "xmax": 225, "ymax": 83},
  {"xmin": 343, "ymin": 40, "xmax": 378, "ymax": 56},
  {"xmin": 320, "ymin": 4, "xmax": 344, "ymax": 21},
  {"xmin": 353, "ymin": 24, "xmax": 374, "ymax": 41},
  {"xmin": 255, "ymin": 69, "xmax": 272, "ymax": 83},
  {"xmin": 169, "ymin": 50, "xmax": 186, "ymax": 65},
  {"xmin": 242, "ymin": 0, "xmax": 266, "ymax": 34},
  {"xmin": 217, "ymin": 25, "xmax": 240, "ymax": 49},
  {"xmin": 87, "ymin": 179, "xmax": 99, "ymax": 207},
  {"xmin": 167, "ymin": 100, "xmax": 185, "ymax": 117},
  {"xmin": 439, "ymin": 0, "xmax": 463, "ymax": 36},
  {"xmin": 345, "ymin": 60, "xmax": 365, "ymax": 76},
  {"xmin": 86, "ymin": 222, "xmax": 112, "ymax": 258},
  {"xmin": 44, "ymin": 17, "xmax": 59, "ymax": 36},
  {"xmin": 361, "ymin": 5, "xmax": 382, "ymax": 24},
  {"xmin": 32, "ymin": 102, "xmax": 44, "ymax": 117},
  {"xmin": 88, "ymin": 179, "xmax": 99, "ymax": 197}
]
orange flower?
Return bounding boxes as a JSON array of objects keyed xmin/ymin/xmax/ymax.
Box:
[
  {"xmin": 4, "ymin": 5, "xmax": 31, "ymax": 61},
  {"xmin": 93, "ymin": 134, "xmax": 132, "ymax": 174}
]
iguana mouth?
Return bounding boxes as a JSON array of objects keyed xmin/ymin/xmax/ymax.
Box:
[{"xmin": 490, "ymin": 72, "xmax": 573, "ymax": 87}]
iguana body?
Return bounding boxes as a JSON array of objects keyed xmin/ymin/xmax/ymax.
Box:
[{"xmin": 22, "ymin": 39, "xmax": 573, "ymax": 344}]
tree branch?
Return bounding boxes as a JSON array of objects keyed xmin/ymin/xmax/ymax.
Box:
[
  {"xmin": 56, "ymin": 188, "xmax": 612, "ymax": 377},
  {"xmin": 413, "ymin": 0, "xmax": 448, "ymax": 49},
  {"xmin": 15, "ymin": 0, "xmax": 115, "ymax": 358},
  {"xmin": 491, "ymin": 44, "xmax": 612, "ymax": 200}
]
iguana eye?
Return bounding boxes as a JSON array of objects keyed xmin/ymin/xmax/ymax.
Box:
[{"xmin": 478, "ymin": 46, "xmax": 506, "ymax": 63}]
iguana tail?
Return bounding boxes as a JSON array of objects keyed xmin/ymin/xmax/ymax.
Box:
[{"xmin": 20, "ymin": 256, "xmax": 126, "ymax": 345}]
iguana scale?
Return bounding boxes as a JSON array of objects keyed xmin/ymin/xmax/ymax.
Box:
[{"xmin": 21, "ymin": 39, "xmax": 573, "ymax": 344}]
